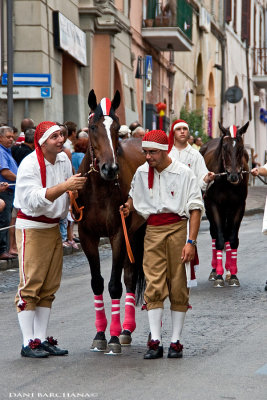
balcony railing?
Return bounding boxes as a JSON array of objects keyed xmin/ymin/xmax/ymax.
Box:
[
  {"xmin": 144, "ymin": 0, "xmax": 193, "ymax": 41},
  {"xmin": 253, "ymin": 48, "xmax": 267, "ymax": 76}
]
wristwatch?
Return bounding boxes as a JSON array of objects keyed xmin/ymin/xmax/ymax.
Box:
[{"xmin": 187, "ymin": 239, "xmax": 197, "ymax": 246}]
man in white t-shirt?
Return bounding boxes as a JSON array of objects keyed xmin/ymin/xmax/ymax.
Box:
[
  {"xmin": 168, "ymin": 119, "xmax": 215, "ymax": 190},
  {"xmin": 122, "ymin": 130, "xmax": 204, "ymax": 360},
  {"xmin": 14, "ymin": 121, "xmax": 86, "ymax": 358}
]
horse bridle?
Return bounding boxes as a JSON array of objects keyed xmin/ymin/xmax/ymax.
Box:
[{"xmin": 85, "ymin": 113, "xmax": 120, "ymax": 177}]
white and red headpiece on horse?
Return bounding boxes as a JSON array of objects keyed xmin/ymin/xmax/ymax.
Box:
[
  {"xmin": 100, "ymin": 98, "xmax": 112, "ymax": 116},
  {"xmin": 229, "ymin": 125, "xmax": 237, "ymax": 138},
  {"xmin": 142, "ymin": 130, "xmax": 169, "ymax": 196}
]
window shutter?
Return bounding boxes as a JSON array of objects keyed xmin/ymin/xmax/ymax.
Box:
[
  {"xmin": 241, "ymin": 0, "xmax": 251, "ymax": 44},
  {"xmin": 225, "ymin": 0, "xmax": 232, "ymax": 23}
]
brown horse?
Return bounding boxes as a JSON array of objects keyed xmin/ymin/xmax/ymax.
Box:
[
  {"xmin": 200, "ymin": 122, "xmax": 249, "ymax": 288},
  {"xmin": 76, "ymin": 90, "xmax": 146, "ymax": 354}
]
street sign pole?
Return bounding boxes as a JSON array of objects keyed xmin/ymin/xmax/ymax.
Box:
[
  {"xmin": 143, "ymin": 57, "xmax": 146, "ymax": 130},
  {"xmin": 7, "ymin": 0, "xmax": 13, "ymax": 127}
]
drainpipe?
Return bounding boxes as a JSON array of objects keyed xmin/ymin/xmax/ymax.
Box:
[
  {"xmin": 246, "ymin": 40, "xmax": 252, "ymax": 120},
  {"xmin": 220, "ymin": 37, "xmax": 226, "ymax": 125}
]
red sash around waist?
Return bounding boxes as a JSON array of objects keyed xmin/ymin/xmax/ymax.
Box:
[
  {"xmin": 17, "ymin": 210, "xmax": 60, "ymax": 224},
  {"xmin": 147, "ymin": 213, "xmax": 183, "ymax": 226}
]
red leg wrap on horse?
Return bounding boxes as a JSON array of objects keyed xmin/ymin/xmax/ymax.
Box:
[
  {"xmin": 211, "ymin": 239, "xmax": 217, "ymax": 269},
  {"xmin": 216, "ymin": 250, "xmax": 223, "ymax": 275},
  {"xmin": 110, "ymin": 299, "xmax": 121, "ymax": 337},
  {"xmin": 122, "ymin": 293, "xmax": 136, "ymax": 333},
  {"xmin": 230, "ymin": 249, "xmax": 238, "ymax": 275},
  {"xmin": 225, "ymin": 242, "xmax": 231, "ymax": 271},
  {"xmin": 94, "ymin": 295, "xmax": 107, "ymax": 332}
]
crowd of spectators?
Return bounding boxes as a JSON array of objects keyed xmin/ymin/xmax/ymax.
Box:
[
  {"xmin": 0, "ymin": 118, "xmax": 90, "ymax": 259},
  {"xmin": 0, "ymin": 117, "xmax": 147, "ymax": 259}
]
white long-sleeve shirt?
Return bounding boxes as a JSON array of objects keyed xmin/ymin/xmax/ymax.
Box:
[
  {"xmin": 169, "ymin": 144, "xmax": 209, "ymax": 190},
  {"xmin": 129, "ymin": 159, "xmax": 204, "ymax": 220},
  {"xmin": 14, "ymin": 151, "xmax": 72, "ymax": 229}
]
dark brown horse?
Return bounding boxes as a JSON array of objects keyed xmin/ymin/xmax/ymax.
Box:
[
  {"xmin": 76, "ymin": 90, "xmax": 146, "ymax": 354},
  {"xmin": 200, "ymin": 122, "xmax": 249, "ymax": 288}
]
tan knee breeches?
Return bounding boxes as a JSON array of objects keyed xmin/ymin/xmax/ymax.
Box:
[
  {"xmin": 143, "ymin": 220, "xmax": 189, "ymax": 312},
  {"xmin": 15, "ymin": 226, "xmax": 63, "ymax": 312}
]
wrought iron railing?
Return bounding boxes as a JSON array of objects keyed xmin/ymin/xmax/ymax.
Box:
[
  {"xmin": 144, "ymin": 0, "xmax": 193, "ymax": 41},
  {"xmin": 253, "ymin": 48, "xmax": 267, "ymax": 75}
]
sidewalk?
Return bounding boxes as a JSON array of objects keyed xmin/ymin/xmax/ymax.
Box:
[{"xmin": 0, "ymin": 185, "xmax": 266, "ymax": 272}]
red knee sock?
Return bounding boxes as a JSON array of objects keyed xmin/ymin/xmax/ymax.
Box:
[
  {"xmin": 110, "ymin": 299, "xmax": 121, "ymax": 337},
  {"xmin": 225, "ymin": 242, "xmax": 231, "ymax": 271},
  {"xmin": 230, "ymin": 249, "xmax": 238, "ymax": 275},
  {"xmin": 122, "ymin": 293, "xmax": 136, "ymax": 333},
  {"xmin": 211, "ymin": 239, "xmax": 217, "ymax": 269},
  {"xmin": 94, "ymin": 295, "xmax": 107, "ymax": 332},
  {"xmin": 216, "ymin": 250, "xmax": 223, "ymax": 276}
]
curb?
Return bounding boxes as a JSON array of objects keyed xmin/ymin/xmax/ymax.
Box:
[
  {"xmin": 202, "ymin": 207, "xmax": 264, "ymax": 221},
  {"xmin": 0, "ymin": 210, "xmax": 262, "ymax": 272},
  {"xmin": 0, "ymin": 237, "xmax": 110, "ymax": 272}
]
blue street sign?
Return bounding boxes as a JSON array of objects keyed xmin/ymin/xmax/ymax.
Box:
[
  {"xmin": 41, "ymin": 87, "xmax": 51, "ymax": 98},
  {"xmin": 2, "ymin": 73, "xmax": 51, "ymax": 86}
]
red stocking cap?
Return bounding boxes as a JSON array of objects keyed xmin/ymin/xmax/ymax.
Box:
[
  {"xmin": 142, "ymin": 130, "xmax": 168, "ymax": 194},
  {"xmin": 34, "ymin": 121, "xmax": 60, "ymax": 187},
  {"xmin": 168, "ymin": 119, "xmax": 189, "ymax": 153}
]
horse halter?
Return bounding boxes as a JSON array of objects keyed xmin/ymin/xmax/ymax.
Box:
[
  {"xmin": 86, "ymin": 98, "xmax": 119, "ymax": 178},
  {"xmin": 221, "ymin": 127, "xmax": 246, "ymax": 182}
]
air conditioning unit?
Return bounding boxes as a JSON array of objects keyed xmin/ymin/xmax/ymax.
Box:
[{"xmin": 199, "ymin": 7, "xmax": 211, "ymax": 33}]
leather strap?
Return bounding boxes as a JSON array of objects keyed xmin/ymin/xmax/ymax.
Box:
[{"xmin": 119, "ymin": 208, "xmax": 135, "ymax": 264}]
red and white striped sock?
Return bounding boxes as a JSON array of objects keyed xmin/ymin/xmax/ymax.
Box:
[
  {"xmin": 122, "ymin": 293, "xmax": 136, "ymax": 333},
  {"xmin": 110, "ymin": 299, "xmax": 122, "ymax": 337},
  {"xmin": 94, "ymin": 295, "xmax": 107, "ymax": 332},
  {"xmin": 225, "ymin": 241, "xmax": 231, "ymax": 271},
  {"xmin": 216, "ymin": 250, "xmax": 223, "ymax": 276},
  {"xmin": 211, "ymin": 239, "xmax": 217, "ymax": 269},
  {"xmin": 230, "ymin": 249, "xmax": 238, "ymax": 275}
]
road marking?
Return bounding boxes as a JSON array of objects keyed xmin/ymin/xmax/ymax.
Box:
[{"xmin": 255, "ymin": 364, "xmax": 267, "ymax": 375}]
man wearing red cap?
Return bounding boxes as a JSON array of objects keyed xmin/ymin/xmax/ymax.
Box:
[
  {"xmin": 168, "ymin": 119, "xmax": 215, "ymax": 190},
  {"xmin": 122, "ymin": 130, "xmax": 204, "ymax": 359},
  {"xmin": 14, "ymin": 121, "xmax": 87, "ymax": 358}
]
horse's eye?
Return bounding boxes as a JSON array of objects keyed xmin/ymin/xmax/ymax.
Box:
[{"xmin": 90, "ymin": 125, "xmax": 96, "ymax": 131}]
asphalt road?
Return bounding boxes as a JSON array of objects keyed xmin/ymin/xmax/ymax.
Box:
[{"xmin": 1, "ymin": 214, "xmax": 267, "ymax": 400}]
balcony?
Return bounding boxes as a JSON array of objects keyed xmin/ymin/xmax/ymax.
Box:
[
  {"xmin": 142, "ymin": 0, "xmax": 193, "ymax": 52},
  {"xmin": 253, "ymin": 48, "xmax": 267, "ymax": 89}
]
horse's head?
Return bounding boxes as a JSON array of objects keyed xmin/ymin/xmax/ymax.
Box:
[
  {"xmin": 88, "ymin": 89, "xmax": 121, "ymax": 180},
  {"xmin": 218, "ymin": 121, "xmax": 249, "ymax": 184}
]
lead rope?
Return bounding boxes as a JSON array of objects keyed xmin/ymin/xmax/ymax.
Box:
[{"xmin": 115, "ymin": 178, "xmax": 135, "ymax": 264}]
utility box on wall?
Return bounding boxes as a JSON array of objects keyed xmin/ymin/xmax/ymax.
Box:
[
  {"xmin": 145, "ymin": 103, "xmax": 157, "ymax": 130},
  {"xmin": 157, "ymin": 115, "xmax": 170, "ymax": 132}
]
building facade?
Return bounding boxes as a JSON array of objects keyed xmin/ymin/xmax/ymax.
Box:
[{"xmin": 0, "ymin": 0, "xmax": 266, "ymax": 164}]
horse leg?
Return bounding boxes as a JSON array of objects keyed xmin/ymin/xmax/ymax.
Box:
[
  {"xmin": 211, "ymin": 205, "xmax": 225, "ymax": 288},
  {"xmin": 105, "ymin": 230, "xmax": 125, "ymax": 355},
  {"xmin": 79, "ymin": 232, "xmax": 108, "ymax": 351},
  {"xmin": 205, "ymin": 205, "xmax": 218, "ymax": 281},
  {"xmin": 227, "ymin": 206, "xmax": 244, "ymax": 287},
  {"xmin": 120, "ymin": 223, "xmax": 145, "ymax": 345},
  {"xmin": 224, "ymin": 241, "xmax": 232, "ymax": 281}
]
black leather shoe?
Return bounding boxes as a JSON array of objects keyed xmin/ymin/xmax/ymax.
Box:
[
  {"xmin": 21, "ymin": 339, "xmax": 49, "ymax": 358},
  {"xmin": 40, "ymin": 337, "xmax": 68, "ymax": 356},
  {"xmin": 167, "ymin": 340, "xmax": 183, "ymax": 358},
  {"xmin": 144, "ymin": 340, "xmax": 163, "ymax": 359}
]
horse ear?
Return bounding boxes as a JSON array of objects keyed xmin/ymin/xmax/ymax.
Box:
[
  {"xmin": 111, "ymin": 90, "xmax": 121, "ymax": 111},
  {"xmin": 88, "ymin": 90, "xmax": 97, "ymax": 111},
  {"xmin": 218, "ymin": 121, "xmax": 228, "ymax": 137},
  {"xmin": 237, "ymin": 121, "xmax": 249, "ymax": 136}
]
